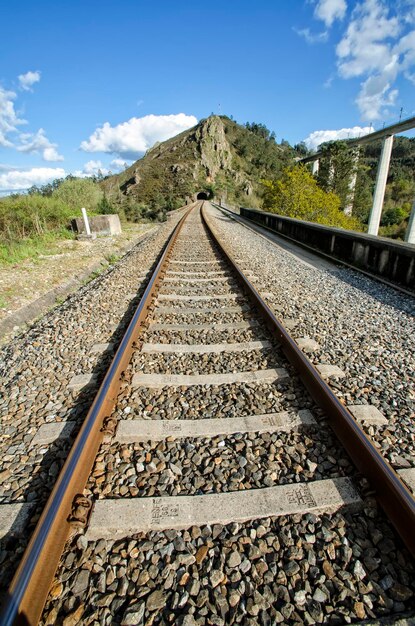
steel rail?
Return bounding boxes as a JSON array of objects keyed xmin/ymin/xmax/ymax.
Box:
[
  {"xmin": 0, "ymin": 204, "xmax": 195, "ymax": 626},
  {"xmin": 201, "ymin": 203, "xmax": 415, "ymax": 557}
]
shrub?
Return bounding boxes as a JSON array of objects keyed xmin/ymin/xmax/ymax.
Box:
[
  {"xmin": 0, "ymin": 193, "xmax": 78, "ymax": 263},
  {"xmin": 53, "ymin": 178, "xmax": 103, "ymax": 211},
  {"xmin": 97, "ymin": 194, "xmax": 115, "ymax": 215},
  {"xmin": 0, "ymin": 194, "xmax": 74, "ymax": 241},
  {"xmin": 262, "ymin": 166, "xmax": 361, "ymax": 230}
]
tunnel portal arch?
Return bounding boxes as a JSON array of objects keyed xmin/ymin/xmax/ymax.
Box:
[{"xmin": 196, "ymin": 191, "xmax": 210, "ymax": 200}]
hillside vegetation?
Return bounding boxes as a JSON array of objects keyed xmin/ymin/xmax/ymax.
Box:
[
  {"xmin": 2, "ymin": 116, "xmax": 414, "ymax": 264},
  {"xmin": 314, "ymin": 136, "xmax": 415, "ymax": 238},
  {"xmin": 101, "ymin": 116, "xmax": 296, "ymax": 216},
  {"xmin": 0, "ymin": 177, "xmax": 108, "ymax": 264},
  {"xmin": 262, "ymin": 166, "xmax": 361, "ymax": 230}
]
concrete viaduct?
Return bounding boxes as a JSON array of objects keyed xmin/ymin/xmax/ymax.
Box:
[{"xmin": 300, "ymin": 116, "xmax": 415, "ymax": 244}]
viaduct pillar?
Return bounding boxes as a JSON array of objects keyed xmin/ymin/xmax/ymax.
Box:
[
  {"xmin": 312, "ymin": 159, "xmax": 319, "ymax": 175},
  {"xmin": 344, "ymin": 147, "xmax": 360, "ymax": 216},
  {"xmin": 368, "ymin": 135, "xmax": 394, "ymax": 236},
  {"xmin": 405, "ymin": 200, "xmax": 415, "ymax": 244}
]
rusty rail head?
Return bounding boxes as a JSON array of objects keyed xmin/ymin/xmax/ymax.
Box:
[
  {"xmin": 201, "ymin": 203, "xmax": 415, "ymax": 558},
  {"xmin": 1, "ymin": 204, "xmax": 195, "ymax": 626}
]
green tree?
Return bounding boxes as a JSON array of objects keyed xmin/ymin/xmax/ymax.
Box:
[
  {"xmin": 53, "ymin": 177, "xmax": 103, "ymax": 211},
  {"xmin": 245, "ymin": 122, "xmax": 276, "ymax": 142},
  {"xmin": 97, "ymin": 193, "xmax": 115, "ymax": 214},
  {"xmin": 294, "ymin": 142, "xmax": 310, "ymax": 157},
  {"xmin": 262, "ymin": 165, "xmax": 361, "ymax": 230},
  {"xmin": 317, "ymin": 142, "xmax": 357, "ymax": 205}
]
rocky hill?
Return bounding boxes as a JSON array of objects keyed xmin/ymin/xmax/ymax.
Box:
[{"xmin": 102, "ymin": 116, "xmax": 295, "ymax": 213}]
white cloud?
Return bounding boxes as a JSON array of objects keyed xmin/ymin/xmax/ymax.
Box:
[
  {"xmin": 307, "ymin": 0, "xmax": 415, "ymax": 120},
  {"xmin": 0, "ymin": 87, "xmax": 26, "ymax": 147},
  {"xmin": 303, "ymin": 125, "xmax": 373, "ymax": 150},
  {"xmin": 396, "ymin": 29, "xmax": 415, "ymax": 82},
  {"xmin": 18, "ymin": 70, "xmax": 41, "ymax": 92},
  {"xmin": 72, "ymin": 160, "xmax": 110, "ymax": 178},
  {"xmin": 397, "ymin": 0, "xmax": 415, "ymax": 25},
  {"xmin": 110, "ymin": 157, "xmax": 132, "ymax": 171},
  {"xmin": 333, "ymin": 0, "xmax": 415, "ymax": 120},
  {"xmin": 80, "ymin": 113, "xmax": 198, "ymax": 158},
  {"xmin": 84, "ymin": 160, "xmax": 110, "ymax": 176},
  {"xmin": 356, "ymin": 75, "xmax": 399, "ymax": 120},
  {"xmin": 83, "ymin": 160, "xmax": 107, "ymax": 175},
  {"xmin": 315, "ymin": 0, "xmax": 347, "ymax": 27},
  {"xmin": 336, "ymin": 1, "xmax": 400, "ymax": 78},
  {"xmin": 294, "ymin": 1, "xmax": 345, "ymax": 45},
  {"xmin": 17, "ymin": 128, "xmax": 64, "ymax": 161},
  {"xmin": 0, "ymin": 167, "xmax": 66, "ymax": 192},
  {"xmin": 293, "ymin": 27, "xmax": 328, "ymax": 43},
  {"xmin": 0, "ymin": 74, "xmax": 62, "ymax": 161}
]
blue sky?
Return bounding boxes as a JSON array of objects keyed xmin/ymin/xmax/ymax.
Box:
[{"xmin": 1, "ymin": 0, "xmax": 414, "ymax": 192}]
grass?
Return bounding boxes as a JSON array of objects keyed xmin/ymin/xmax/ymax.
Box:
[
  {"xmin": 104, "ymin": 252, "xmax": 121, "ymax": 265},
  {"xmin": 0, "ymin": 229, "xmax": 75, "ymax": 265},
  {"xmin": 82, "ymin": 266, "xmax": 106, "ymax": 285}
]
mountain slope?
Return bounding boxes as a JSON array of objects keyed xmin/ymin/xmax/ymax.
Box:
[{"xmin": 102, "ymin": 116, "xmax": 295, "ymax": 211}]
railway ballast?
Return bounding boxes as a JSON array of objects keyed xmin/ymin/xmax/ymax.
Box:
[{"xmin": 1, "ymin": 202, "xmax": 415, "ymax": 626}]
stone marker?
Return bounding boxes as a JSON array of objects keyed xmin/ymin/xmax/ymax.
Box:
[
  {"xmin": 86, "ymin": 477, "xmax": 361, "ymax": 539},
  {"xmin": 81, "ymin": 207, "xmax": 91, "ymax": 237},
  {"xmin": 115, "ymin": 409, "xmax": 316, "ymax": 442}
]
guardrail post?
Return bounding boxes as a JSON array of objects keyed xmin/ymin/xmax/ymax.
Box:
[{"xmin": 368, "ymin": 135, "xmax": 394, "ymax": 236}]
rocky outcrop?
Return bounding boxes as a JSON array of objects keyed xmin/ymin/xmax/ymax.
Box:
[
  {"xmin": 102, "ymin": 115, "xmax": 292, "ymax": 206},
  {"xmin": 195, "ymin": 116, "xmax": 233, "ymax": 179}
]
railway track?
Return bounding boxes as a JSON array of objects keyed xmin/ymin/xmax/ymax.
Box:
[{"xmin": 2, "ymin": 201, "xmax": 415, "ymax": 625}]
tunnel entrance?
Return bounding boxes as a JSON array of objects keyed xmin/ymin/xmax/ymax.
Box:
[{"xmin": 197, "ymin": 191, "xmax": 209, "ymax": 200}]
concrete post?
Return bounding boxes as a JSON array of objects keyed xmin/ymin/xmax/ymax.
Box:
[
  {"xmin": 327, "ymin": 159, "xmax": 335, "ymax": 188},
  {"xmin": 312, "ymin": 159, "xmax": 319, "ymax": 175},
  {"xmin": 344, "ymin": 147, "xmax": 360, "ymax": 216},
  {"xmin": 367, "ymin": 135, "xmax": 394, "ymax": 236},
  {"xmin": 405, "ymin": 199, "xmax": 415, "ymax": 244},
  {"xmin": 81, "ymin": 207, "xmax": 91, "ymax": 237}
]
